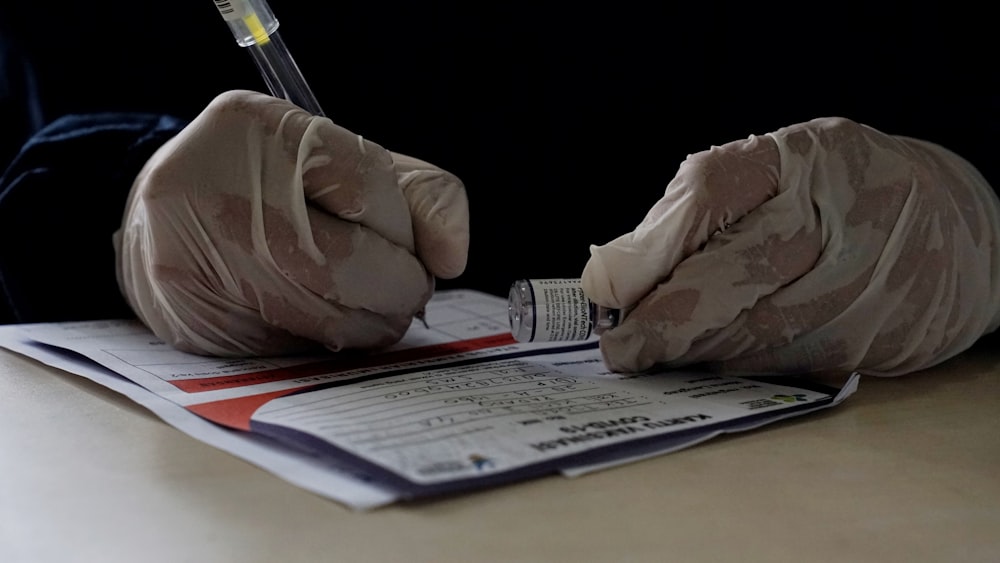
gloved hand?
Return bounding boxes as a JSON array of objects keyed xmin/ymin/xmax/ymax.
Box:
[
  {"xmin": 115, "ymin": 90, "xmax": 469, "ymax": 357},
  {"xmin": 582, "ymin": 117, "xmax": 1000, "ymax": 376}
]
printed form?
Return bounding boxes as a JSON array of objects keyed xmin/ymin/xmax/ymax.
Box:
[{"xmin": 1, "ymin": 290, "xmax": 858, "ymax": 503}]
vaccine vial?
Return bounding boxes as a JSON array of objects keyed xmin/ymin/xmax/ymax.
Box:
[{"xmin": 508, "ymin": 278, "xmax": 623, "ymax": 343}]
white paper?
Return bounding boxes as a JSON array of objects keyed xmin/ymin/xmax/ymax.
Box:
[
  {"xmin": 0, "ymin": 289, "xmax": 857, "ymax": 503},
  {"xmin": 0, "ymin": 334, "xmax": 399, "ymax": 511},
  {"xmin": 251, "ymin": 348, "xmax": 841, "ymax": 488}
]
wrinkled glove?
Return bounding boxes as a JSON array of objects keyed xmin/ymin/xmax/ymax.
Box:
[
  {"xmin": 582, "ymin": 117, "xmax": 1000, "ymax": 376},
  {"xmin": 115, "ymin": 90, "xmax": 469, "ymax": 357}
]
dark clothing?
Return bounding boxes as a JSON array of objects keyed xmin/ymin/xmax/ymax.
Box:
[
  {"xmin": 0, "ymin": 113, "xmax": 185, "ymax": 323},
  {"xmin": 1, "ymin": 1, "xmax": 997, "ymax": 324}
]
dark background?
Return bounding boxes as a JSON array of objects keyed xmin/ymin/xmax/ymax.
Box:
[{"xmin": 2, "ymin": 1, "xmax": 995, "ymax": 299}]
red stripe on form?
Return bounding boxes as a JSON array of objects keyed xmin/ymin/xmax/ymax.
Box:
[
  {"xmin": 185, "ymin": 390, "xmax": 294, "ymax": 431},
  {"xmin": 171, "ymin": 333, "xmax": 517, "ymax": 393}
]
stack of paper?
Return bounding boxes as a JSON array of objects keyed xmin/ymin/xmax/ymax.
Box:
[{"xmin": 0, "ymin": 290, "xmax": 857, "ymax": 510}]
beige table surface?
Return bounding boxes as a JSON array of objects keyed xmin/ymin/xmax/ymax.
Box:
[{"xmin": 2, "ymin": 339, "xmax": 998, "ymax": 563}]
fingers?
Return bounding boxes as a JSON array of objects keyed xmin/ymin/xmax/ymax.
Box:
[
  {"xmin": 137, "ymin": 201, "xmax": 433, "ymax": 356},
  {"xmin": 269, "ymin": 204, "xmax": 434, "ymax": 315},
  {"xmin": 142, "ymin": 261, "xmax": 418, "ymax": 357},
  {"xmin": 202, "ymin": 90, "xmax": 416, "ymax": 252},
  {"xmin": 581, "ymin": 134, "xmax": 781, "ymax": 309},
  {"xmin": 597, "ymin": 186, "xmax": 824, "ymax": 372},
  {"xmin": 391, "ymin": 152, "xmax": 470, "ymax": 279},
  {"xmin": 298, "ymin": 119, "xmax": 415, "ymax": 252}
]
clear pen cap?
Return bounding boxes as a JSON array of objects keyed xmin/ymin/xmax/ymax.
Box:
[{"xmin": 212, "ymin": 0, "xmax": 279, "ymax": 46}]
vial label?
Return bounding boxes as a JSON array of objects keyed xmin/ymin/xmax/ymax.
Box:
[
  {"xmin": 509, "ymin": 279, "xmax": 592, "ymax": 342},
  {"xmin": 213, "ymin": 0, "xmax": 248, "ymax": 20}
]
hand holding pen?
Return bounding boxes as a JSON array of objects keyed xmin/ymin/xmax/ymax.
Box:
[{"xmin": 111, "ymin": 2, "xmax": 469, "ymax": 357}]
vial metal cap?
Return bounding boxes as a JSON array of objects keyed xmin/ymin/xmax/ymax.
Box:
[{"xmin": 508, "ymin": 279, "xmax": 537, "ymax": 343}]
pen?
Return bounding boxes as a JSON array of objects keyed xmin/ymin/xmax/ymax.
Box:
[{"xmin": 211, "ymin": 0, "xmax": 325, "ymax": 116}]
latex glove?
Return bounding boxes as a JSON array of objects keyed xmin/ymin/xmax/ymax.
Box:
[
  {"xmin": 582, "ymin": 117, "xmax": 1000, "ymax": 376},
  {"xmin": 115, "ymin": 90, "xmax": 469, "ymax": 357}
]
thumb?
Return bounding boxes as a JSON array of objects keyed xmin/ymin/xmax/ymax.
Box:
[
  {"xmin": 582, "ymin": 133, "xmax": 781, "ymax": 309},
  {"xmin": 391, "ymin": 152, "xmax": 470, "ymax": 279}
]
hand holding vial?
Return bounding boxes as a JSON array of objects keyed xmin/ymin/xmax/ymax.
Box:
[{"xmin": 580, "ymin": 117, "xmax": 1000, "ymax": 376}]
